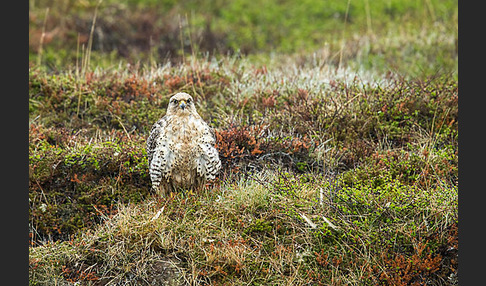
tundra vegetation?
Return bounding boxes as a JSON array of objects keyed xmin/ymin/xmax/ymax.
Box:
[{"xmin": 29, "ymin": 0, "xmax": 457, "ymax": 285}]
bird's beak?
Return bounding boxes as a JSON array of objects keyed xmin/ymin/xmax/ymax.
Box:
[{"xmin": 179, "ymin": 100, "xmax": 186, "ymax": 110}]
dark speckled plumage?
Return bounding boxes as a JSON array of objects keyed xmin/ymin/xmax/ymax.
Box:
[{"xmin": 146, "ymin": 92, "xmax": 221, "ymax": 196}]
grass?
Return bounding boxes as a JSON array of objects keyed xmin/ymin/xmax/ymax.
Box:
[
  {"xmin": 29, "ymin": 57, "xmax": 458, "ymax": 285},
  {"xmin": 29, "ymin": 0, "xmax": 457, "ymax": 285},
  {"xmin": 30, "ymin": 170, "xmax": 457, "ymax": 285},
  {"xmin": 29, "ymin": 0, "xmax": 457, "ymax": 75}
]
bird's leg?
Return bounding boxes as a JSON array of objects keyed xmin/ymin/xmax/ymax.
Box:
[{"xmin": 156, "ymin": 181, "xmax": 170, "ymax": 198}]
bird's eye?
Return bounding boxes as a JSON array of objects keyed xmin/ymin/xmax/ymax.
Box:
[
  {"xmin": 172, "ymin": 99, "xmax": 178, "ymax": 104},
  {"xmin": 187, "ymin": 98, "xmax": 192, "ymax": 104}
]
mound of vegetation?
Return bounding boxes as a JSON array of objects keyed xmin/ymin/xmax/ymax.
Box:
[
  {"xmin": 29, "ymin": 56, "xmax": 457, "ymax": 284},
  {"xmin": 30, "ymin": 170, "xmax": 457, "ymax": 285}
]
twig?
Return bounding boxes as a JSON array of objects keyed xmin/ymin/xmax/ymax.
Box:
[
  {"xmin": 299, "ymin": 213, "xmax": 317, "ymax": 229},
  {"xmin": 322, "ymin": 215, "xmax": 339, "ymax": 231},
  {"xmin": 92, "ymin": 204, "xmax": 109, "ymax": 221},
  {"xmin": 338, "ymin": 0, "xmax": 352, "ymax": 69},
  {"xmin": 37, "ymin": 8, "xmax": 50, "ymax": 67},
  {"xmin": 151, "ymin": 207, "xmax": 165, "ymax": 221},
  {"xmin": 319, "ymin": 188, "xmax": 324, "ymax": 207}
]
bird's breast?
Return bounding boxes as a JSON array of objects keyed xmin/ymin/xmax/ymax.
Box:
[{"xmin": 164, "ymin": 117, "xmax": 205, "ymax": 162}]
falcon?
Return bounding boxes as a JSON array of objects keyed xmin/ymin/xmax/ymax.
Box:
[{"xmin": 146, "ymin": 92, "xmax": 221, "ymax": 196}]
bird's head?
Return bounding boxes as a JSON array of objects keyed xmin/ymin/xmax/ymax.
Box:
[{"xmin": 166, "ymin": 92, "xmax": 197, "ymax": 116}]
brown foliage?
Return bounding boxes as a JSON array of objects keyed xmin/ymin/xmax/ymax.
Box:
[
  {"xmin": 215, "ymin": 125, "xmax": 264, "ymax": 172},
  {"xmin": 215, "ymin": 124, "xmax": 313, "ymax": 174},
  {"xmin": 62, "ymin": 264, "xmax": 100, "ymax": 283},
  {"xmin": 378, "ymin": 247, "xmax": 441, "ymax": 285},
  {"xmin": 376, "ymin": 224, "xmax": 458, "ymax": 286}
]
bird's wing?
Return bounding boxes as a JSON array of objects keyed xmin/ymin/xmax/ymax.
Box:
[
  {"xmin": 147, "ymin": 116, "xmax": 178, "ymax": 189},
  {"xmin": 147, "ymin": 117, "xmax": 163, "ymax": 168},
  {"xmin": 196, "ymin": 124, "xmax": 221, "ymax": 180}
]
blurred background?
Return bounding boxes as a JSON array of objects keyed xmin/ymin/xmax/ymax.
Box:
[{"xmin": 29, "ymin": 0, "xmax": 457, "ymax": 76}]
